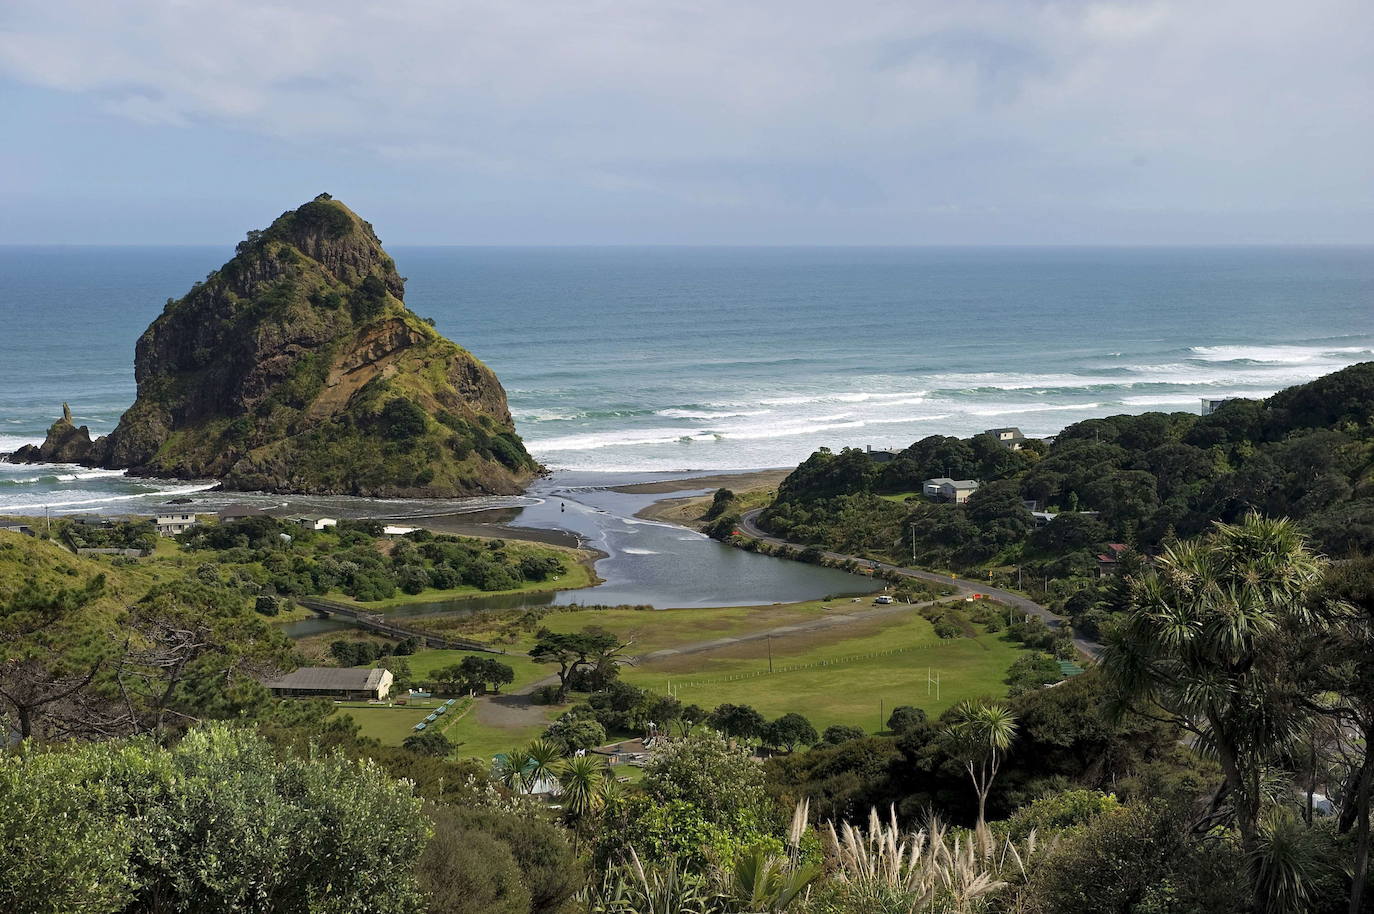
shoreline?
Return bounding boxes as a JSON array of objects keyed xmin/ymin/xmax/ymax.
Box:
[{"xmin": 614, "ymin": 467, "xmax": 791, "ymax": 525}]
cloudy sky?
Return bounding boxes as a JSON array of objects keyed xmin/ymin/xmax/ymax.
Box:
[{"xmin": 1, "ymin": 0, "xmax": 1370, "ymax": 244}]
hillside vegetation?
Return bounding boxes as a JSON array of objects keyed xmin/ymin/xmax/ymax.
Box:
[{"xmin": 754, "ymin": 363, "xmax": 1374, "ymax": 577}]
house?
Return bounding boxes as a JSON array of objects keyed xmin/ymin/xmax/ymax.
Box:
[
  {"xmin": 287, "ymin": 514, "xmax": 337, "ymax": 531},
  {"xmin": 382, "ymin": 524, "xmax": 419, "ymax": 537},
  {"xmin": 984, "ymin": 427, "xmax": 1027, "ymax": 450},
  {"xmin": 1096, "ymin": 543, "xmax": 1129, "ymax": 576},
  {"xmin": 0, "ymin": 523, "xmax": 35, "ymax": 537},
  {"xmin": 922, "ymin": 477, "xmax": 980, "ymax": 504},
  {"xmin": 265, "ymin": 667, "xmax": 394, "ymax": 701},
  {"xmin": 217, "ymin": 504, "xmax": 266, "ymax": 522},
  {"xmin": 154, "ymin": 512, "xmax": 198, "ymax": 536},
  {"xmin": 863, "ymin": 445, "xmax": 902, "ymax": 463},
  {"xmin": 1201, "ymin": 398, "xmax": 1237, "ymax": 416}
]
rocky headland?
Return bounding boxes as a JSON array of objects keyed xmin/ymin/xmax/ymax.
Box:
[{"xmin": 7, "ymin": 195, "xmax": 540, "ymax": 497}]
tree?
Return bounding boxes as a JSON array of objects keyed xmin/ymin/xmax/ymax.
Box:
[
  {"xmin": 403, "ymin": 728, "xmax": 452, "ymax": 757},
  {"xmin": 641, "ymin": 729, "xmax": 770, "ymax": 831},
  {"xmin": 677, "ymin": 703, "xmax": 707, "ymax": 736},
  {"xmin": 379, "ymin": 397, "xmax": 427, "ymax": 441},
  {"xmin": 1104, "ymin": 514, "xmax": 1330, "ymax": 912},
  {"xmin": 942, "ymin": 699, "xmax": 1018, "ymax": 829},
  {"xmin": 822, "ymin": 724, "xmax": 866, "ymax": 744},
  {"xmin": 0, "ymin": 723, "xmax": 427, "ymax": 914},
  {"xmin": 417, "ymin": 813, "xmax": 529, "ymax": 914},
  {"xmin": 707, "ymin": 702, "xmax": 766, "ymax": 741},
  {"xmin": 0, "ymin": 575, "xmax": 112, "ymax": 742},
  {"xmin": 557, "ymin": 754, "xmax": 610, "ymax": 822},
  {"xmin": 1314, "ymin": 554, "xmax": 1374, "ymax": 913},
  {"xmin": 474, "ymin": 657, "xmax": 514, "ymax": 693},
  {"xmin": 1102, "ymin": 514, "xmax": 1327, "ymax": 910},
  {"xmin": 376, "ymin": 657, "xmax": 413, "ymax": 693},
  {"xmin": 528, "ymin": 627, "xmax": 628, "ymax": 702},
  {"xmin": 543, "ymin": 712, "xmax": 606, "ymax": 753},
  {"xmin": 763, "ymin": 712, "xmax": 817, "ymax": 752},
  {"xmin": 886, "ymin": 705, "xmax": 928, "ymax": 735}
]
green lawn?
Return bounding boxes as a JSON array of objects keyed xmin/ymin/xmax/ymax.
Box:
[
  {"xmin": 404, "ymin": 648, "xmax": 551, "ymax": 691},
  {"xmin": 455, "ymin": 598, "xmax": 890, "ymax": 658},
  {"xmin": 331, "ymin": 703, "xmax": 440, "ymax": 744},
  {"xmin": 441, "ymin": 704, "xmax": 564, "ymax": 761},
  {"xmin": 429, "ymin": 599, "xmax": 1033, "ymax": 760},
  {"xmin": 621, "ymin": 613, "xmax": 1027, "ymax": 733},
  {"xmin": 877, "ymin": 491, "xmax": 921, "ymax": 503}
]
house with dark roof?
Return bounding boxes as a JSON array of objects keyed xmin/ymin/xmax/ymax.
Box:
[
  {"xmin": 265, "ymin": 667, "xmax": 394, "ymax": 701},
  {"xmin": 984, "ymin": 427, "xmax": 1027, "ymax": 450},
  {"xmin": 863, "ymin": 445, "xmax": 902, "ymax": 463}
]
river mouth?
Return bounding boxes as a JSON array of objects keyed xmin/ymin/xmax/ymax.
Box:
[{"xmin": 282, "ymin": 469, "xmax": 876, "ymax": 638}]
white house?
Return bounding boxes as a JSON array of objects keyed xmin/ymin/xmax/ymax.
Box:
[
  {"xmin": 288, "ymin": 514, "xmax": 338, "ymax": 531},
  {"xmin": 155, "ymin": 512, "xmax": 198, "ymax": 536},
  {"xmin": 922, "ymin": 478, "xmax": 980, "ymax": 504}
]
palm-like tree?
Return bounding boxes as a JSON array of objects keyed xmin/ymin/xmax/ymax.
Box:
[
  {"xmin": 943, "ymin": 700, "xmax": 1018, "ymax": 829},
  {"xmin": 525, "ymin": 739, "xmax": 564, "ymax": 793},
  {"xmin": 1102, "ymin": 513, "xmax": 1327, "ymax": 910},
  {"xmin": 730, "ymin": 847, "xmax": 820, "ymax": 913},
  {"xmin": 495, "ymin": 747, "xmax": 534, "ymax": 793},
  {"xmin": 557, "ymin": 754, "xmax": 610, "ymax": 826}
]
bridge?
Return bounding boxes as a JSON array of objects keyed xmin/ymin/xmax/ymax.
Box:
[{"xmin": 296, "ymin": 597, "xmax": 503, "ymax": 654}]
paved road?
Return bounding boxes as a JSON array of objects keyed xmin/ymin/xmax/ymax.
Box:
[{"xmin": 737, "ymin": 509, "xmax": 1102, "ymax": 659}]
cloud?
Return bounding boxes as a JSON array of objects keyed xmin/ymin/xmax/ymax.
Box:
[{"xmin": 0, "ymin": 0, "xmax": 1370, "ymax": 238}]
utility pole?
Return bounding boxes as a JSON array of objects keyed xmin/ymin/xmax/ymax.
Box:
[
  {"xmin": 910, "ymin": 522, "xmax": 917, "ymax": 564},
  {"xmin": 767, "ymin": 636, "xmax": 773, "ymax": 674},
  {"xmin": 1017, "ymin": 565, "xmax": 1023, "ymax": 590},
  {"xmin": 879, "ymin": 698, "xmax": 884, "ymax": 732}
]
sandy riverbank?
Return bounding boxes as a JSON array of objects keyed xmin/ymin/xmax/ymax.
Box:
[
  {"xmin": 614, "ymin": 468, "xmax": 792, "ymax": 525},
  {"xmin": 372, "ymin": 507, "xmax": 582, "ymax": 548}
]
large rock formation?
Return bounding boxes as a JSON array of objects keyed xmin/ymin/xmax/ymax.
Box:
[
  {"xmin": 10, "ymin": 196, "xmax": 539, "ymax": 496},
  {"xmin": 7, "ymin": 403, "xmax": 96, "ymax": 464}
]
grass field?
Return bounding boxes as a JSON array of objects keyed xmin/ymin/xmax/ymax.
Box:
[
  {"xmin": 621, "ymin": 612, "xmax": 1025, "ymax": 733},
  {"xmin": 450, "ymin": 598, "xmax": 889, "ymax": 657},
  {"xmin": 404, "ymin": 648, "xmax": 551, "ymax": 691},
  {"xmin": 418, "ymin": 598, "xmax": 1033, "ymax": 759},
  {"xmin": 441, "ymin": 705, "xmax": 565, "ymax": 760}
]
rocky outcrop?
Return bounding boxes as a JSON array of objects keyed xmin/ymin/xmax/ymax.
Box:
[
  {"xmin": 5, "ymin": 404, "xmax": 95, "ymax": 465},
  {"xmin": 12, "ymin": 196, "xmax": 540, "ymax": 496}
]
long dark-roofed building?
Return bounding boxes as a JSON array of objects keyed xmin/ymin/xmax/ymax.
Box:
[{"xmin": 265, "ymin": 667, "xmax": 394, "ymax": 701}]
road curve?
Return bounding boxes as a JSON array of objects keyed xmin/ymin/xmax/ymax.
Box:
[{"xmin": 737, "ymin": 509, "xmax": 1102, "ymax": 660}]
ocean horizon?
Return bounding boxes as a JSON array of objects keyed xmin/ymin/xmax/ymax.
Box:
[{"xmin": 2, "ymin": 243, "xmax": 1372, "ymax": 513}]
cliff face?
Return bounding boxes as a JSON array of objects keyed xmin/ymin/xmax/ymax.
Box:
[{"xmin": 17, "ymin": 196, "xmax": 539, "ymax": 496}]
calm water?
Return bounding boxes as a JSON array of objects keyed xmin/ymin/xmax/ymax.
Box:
[
  {"xmin": 282, "ymin": 471, "xmax": 874, "ymax": 634},
  {"xmin": 2, "ymin": 245, "xmax": 1373, "ymax": 512}
]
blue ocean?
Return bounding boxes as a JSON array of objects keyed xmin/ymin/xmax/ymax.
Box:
[{"xmin": 2, "ymin": 245, "xmax": 1372, "ymax": 514}]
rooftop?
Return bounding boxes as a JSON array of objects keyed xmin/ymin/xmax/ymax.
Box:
[{"xmin": 264, "ymin": 667, "xmax": 388, "ymax": 691}]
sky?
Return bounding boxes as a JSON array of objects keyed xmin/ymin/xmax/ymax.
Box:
[{"xmin": 1, "ymin": 0, "xmax": 1371, "ymax": 245}]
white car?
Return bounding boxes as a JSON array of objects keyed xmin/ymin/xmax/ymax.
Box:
[{"xmin": 874, "ymin": 594, "xmax": 894, "ymax": 604}]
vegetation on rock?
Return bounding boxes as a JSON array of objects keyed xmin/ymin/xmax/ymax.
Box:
[{"xmin": 14, "ymin": 196, "xmax": 539, "ymax": 496}]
